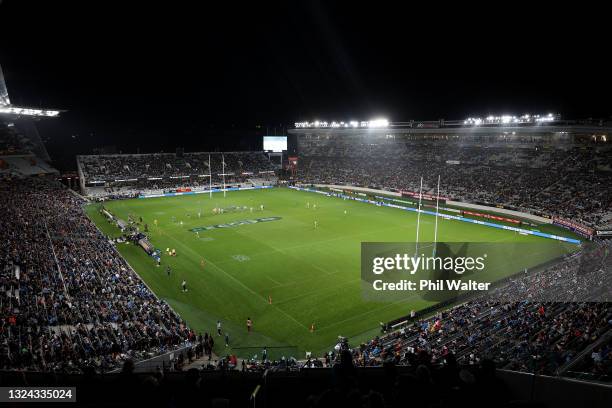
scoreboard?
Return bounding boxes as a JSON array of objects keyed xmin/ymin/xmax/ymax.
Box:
[{"xmin": 263, "ymin": 136, "xmax": 287, "ymax": 152}]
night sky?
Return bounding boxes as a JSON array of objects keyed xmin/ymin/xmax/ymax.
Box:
[{"xmin": 1, "ymin": 1, "xmax": 610, "ymax": 170}]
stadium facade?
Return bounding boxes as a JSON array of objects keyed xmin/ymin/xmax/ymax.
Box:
[{"xmin": 289, "ymin": 116, "xmax": 611, "ymax": 144}]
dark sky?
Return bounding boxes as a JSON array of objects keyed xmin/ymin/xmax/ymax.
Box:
[{"xmin": 1, "ymin": 1, "xmax": 611, "ymax": 169}]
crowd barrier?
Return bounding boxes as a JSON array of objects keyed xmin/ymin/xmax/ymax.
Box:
[
  {"xmin": 311, "ymin": 183, "xmax": 552, "ymax": 224},
  {"xmin": 138, "ymin": 185, "xmax": 274, "ymax": 199},
  {"xmin": 446, "ymin": 199, "xmax": 552, "ymax": 224},
  {"xmin": 289, "ymin": 186, "xmax": 581, "ymax": 244},
  {"xmin": 312, "ymin": 183, "xmax": 402, "ymax": 197}
]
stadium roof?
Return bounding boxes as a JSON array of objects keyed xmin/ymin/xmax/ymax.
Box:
[{"xmin": 0, "ymin": 63, "xmax": 63, "ymax": 118}]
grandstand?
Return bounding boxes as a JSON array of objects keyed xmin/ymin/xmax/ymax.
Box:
[
  {"xmin": 1, "ymin": 63, "xmax": 195, "ymax": 375},
  {"xmin": 76, "ymin": 151, "xmax": 278, "ymax": 198},
  {"xmin": 0, "ymin": 178, "xmax": 192, "ymax": 373},
  {"xmin": 289, "ymin": 117, "xmax": 612, "ymax": 235}
]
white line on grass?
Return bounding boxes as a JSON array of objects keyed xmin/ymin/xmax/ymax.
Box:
[
  {"xmin": 212, "ymin": 223, "xmax": 420, "ymax": 269},
  {"xmin": 162, "ymin": 233, "xmax": 309, "ymax": 331},
  {"xmin": 267, "ymin": 276, "xmax": 282, "ymax": 286}
]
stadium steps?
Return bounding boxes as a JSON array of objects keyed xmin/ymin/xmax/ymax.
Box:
[
  {"xmin": 181, "ymin": 351, "xmax": 226, "ymax": 370},
  {"xmin": 560, "ymin": 328, "xmax": 612, "ymax": 377}
]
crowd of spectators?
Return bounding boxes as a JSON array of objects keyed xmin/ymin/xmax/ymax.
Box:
[
  {"xmin": 296, "ymin": 135, "xmax": 612, "ymax": 228},
  {"xmin": 0, "ymin": 124, "xmax": 35, "ymax": 156},
  {"xmin": 0, "ymin": 177, "xmax": 192, "ymax": 372},
  {"xmin": 78, "ymin": 151, "xmax": 277, "ymax": 194},
  {"xmin": 345, "ymin": 240, "xmax": 612, "ymax": 377}
]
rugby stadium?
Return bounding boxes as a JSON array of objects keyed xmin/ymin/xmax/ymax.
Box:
[{"xmin": 1, "ymin": 2, "xmax": 611, "ymax": 407}]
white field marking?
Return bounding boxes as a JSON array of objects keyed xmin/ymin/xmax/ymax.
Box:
[
  {"xmin": 279, "ymin": 240, "xmax": 563, "ymax": 333},
  {"xmin": 212, "ymin": 223, "xmax": 420, "ymax": 268},
  {"xmin": 246, "ymin": 242, "xmax": 436, "ymax": 292},
  {"xmin": 231, "ymin": 254, "xmax": 251, "ymax": 262},
  {"xmin": 271, "ymin": 244, "xmax": 437, "ymax": 304},
  {"xmin": 267, "ymin": 268, "xmax": 347, "ymax": 291},
  {"xmin": 162, "ymin": 233, "xmax": 309, "ymax": 330},
  {"xmin": 267, "ymin": 276, "xmax": 282, "ymax": 286},
  {"xmin": 263, "ymin": 239, "xmax": 333, "ymax": 276},
  {"xmin": 273, "ymin": 277, "xmax": 362, "ymax": 306}
]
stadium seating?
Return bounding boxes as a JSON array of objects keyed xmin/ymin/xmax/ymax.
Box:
[
  {"xmin": 0, "ymin": 124, "xmax": 57, "ymax": 177},
  {"xmin": 0, "ymin": 123, "xmax": 36, "ymax": 155},
  {"xmin": 0, "ymin": 177, "xmax": 192, "ymax": 372},
  {"xmin": 296, "ymin": 136, "xmax": 612, "ymax": 229},
  {"xmin": 347, "ymin": 240, "xmax": 612, "ymax": 376},
  {"xmin": 77, "ymin": 151, "xmax": 277, "ymax": 197}
]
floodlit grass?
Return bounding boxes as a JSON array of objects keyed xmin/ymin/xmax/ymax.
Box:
[{"xmin": 85, "ymin": 187, "xmax": 579, "ymax": 358}]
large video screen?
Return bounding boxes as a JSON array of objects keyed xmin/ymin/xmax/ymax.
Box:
[{"xmin": 263, "ymin": 136, "xmax": 287, "ymax": 152}]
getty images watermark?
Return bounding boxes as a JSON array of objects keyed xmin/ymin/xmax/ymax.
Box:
[{"xmin": 361, "ymin": 241, "xmax": 611, "ymax": 303}]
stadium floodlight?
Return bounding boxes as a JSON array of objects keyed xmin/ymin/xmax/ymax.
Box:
[
  {"xmin": 0, "ymin": 106, "xmax": 61, "ymax": 117},
  {"xmin": 464, "ymin": 117, "xmax": 483, "ymax": 125},
  {"xmin": 368, "ymin": 118, "xmax": 389, "ymax": 128},
  {"xmin": 294, "ymin": 118, "xmax": 389, "ymax": 128},
  {"xmin": 463, "ymin": 113, "xmax": 559, "ymax": 126},
  {"xmin": 535, "ymin": 113, "xmax": 556, "ymax": 123}
]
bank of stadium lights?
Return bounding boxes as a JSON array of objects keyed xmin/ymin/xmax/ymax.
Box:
[
  {"xmin": 294, "ymin": 118, "xmax": 389, "ymax": 129},
  {"xmin": 463, "ymin": 113, "xmax": 558, "ymax": 126},
  {"xmin": 0, "ymin": 106, "xmax": 61, "ymax": 117}
]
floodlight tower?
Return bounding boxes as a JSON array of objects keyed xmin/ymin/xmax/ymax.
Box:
[
  {"xmin": 0, "ymin": 63, "xmax": 10, "ymax": 106},
  {"xmin": 0, "ymin": 63, "xmax": 63, "ymax": 118},
  {"xmin": 0, "ymin": 63, "xmax": 64, "ymax": 161}
]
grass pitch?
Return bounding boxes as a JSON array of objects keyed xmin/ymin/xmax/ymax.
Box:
[{"xmin": 86, "ymin": 187, "xmax": 579, "ymax": 358}]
